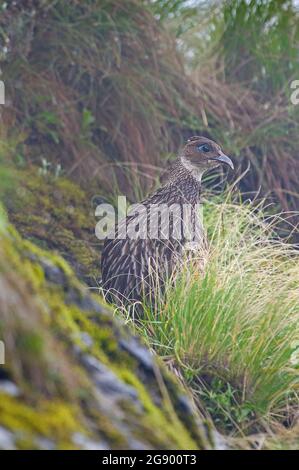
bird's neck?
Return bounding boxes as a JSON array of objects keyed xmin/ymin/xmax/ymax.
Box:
[
  {"xmin": 180, "ymin": 156, "xmax": 203, "ymax": 183},
  {"xmin": 163, "ymin": 157, "xmax": 202, "ymax": 204}
]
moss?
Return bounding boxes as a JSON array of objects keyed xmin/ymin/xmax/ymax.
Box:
[
  {"xmin": 118, "ymin": 369, "xmax": 198, "ymax": 450},
  {"xmin": 0, "ymin": 393, "xmax": 83, "ymax": 448},
  {"xmin": 70, "ymin": 310, "xmax": 125, "ymax": 364},
  {"xmin": 0, "ymin": 220, "xmax": 215, "ymax": 449},
  {"xmin": 5, "ymin": 168, "xmax": 101, "ymax": 284},
  {"xmin": 16, "ymin": 331, "xmax": 44, "ymax": 356},
  {"xmin": 83, "ymin": 408, "xmax": 127, "ymax": 449}
]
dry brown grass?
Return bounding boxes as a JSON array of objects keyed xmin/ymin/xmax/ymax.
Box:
[
  {"xmin": 191, "ymin": 62, "xmax": 299, "ymax": 213},
  {"xmin": 1, "ymin": 0, "xmax": 204, "ymax": 199},
  {"xmin": 1, "ymin": 0, "xmax": 299, "ymax": 213}
]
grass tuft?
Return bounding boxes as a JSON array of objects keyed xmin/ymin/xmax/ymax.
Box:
[{"xmin": 132, "ymin": 194, "xmax": 299, "ymax": 434}]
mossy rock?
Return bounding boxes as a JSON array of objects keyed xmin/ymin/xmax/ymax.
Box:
[
  {"xmin": 5, "ymin": 167, "xmax": 101, "ymax": 285},
  {"xmin": 0, "ymin": 219, "xmax": 220, "ymax": 449}
]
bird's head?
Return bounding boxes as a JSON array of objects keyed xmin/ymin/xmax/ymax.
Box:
[{"xmin": 181, "ymin": 136, "xmax": 234, "ymax": 179}]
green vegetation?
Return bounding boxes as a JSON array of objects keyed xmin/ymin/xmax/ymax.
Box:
[
  {"xmin": 153, "ymin": 0, "xmax": 299, "ymax": 214},
  {"xmin": 135, "ymin": 195, "xmax": 299, "ymax": 435},
  {"xmin": 1, "ymin": 0, "xmax": 201, "ymax": 200},
  {"xmin": 0, "ymin": 218, "xmax": 211, "ymax": 449},
  {"xmin": 5, "ymin": 167, "xmax": 101, "ymax": 284},
  {"xmin": 1, "ymin": 0, "xmax": 299, "ymax": 450}
]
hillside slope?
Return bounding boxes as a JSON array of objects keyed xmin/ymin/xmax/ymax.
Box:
[{"xmin": 0, "ymin": 212, "xmax": 220, "ymax": 449}]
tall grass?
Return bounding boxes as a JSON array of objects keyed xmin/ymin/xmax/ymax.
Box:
[
  {"xmin": 156, "ymin": 0, "xmax": 299, "ymax": 215},
  {"xmin": 3, "ymin": 1, "xmax": 299, "ymax": 214},
  {"xmin": 1, "ymin": 0, "xmax": 202, "ymax": 200},
  {"xmin": 133, "ymin": 195, "xmax": 299, "ymax": 434}
]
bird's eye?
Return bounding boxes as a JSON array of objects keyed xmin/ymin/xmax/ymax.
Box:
[{"xmin": 197, "ymin": 144, "xmax": 210, "ymax": 153}]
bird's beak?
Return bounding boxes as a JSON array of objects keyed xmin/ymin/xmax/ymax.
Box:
[{"xmin": 211, "ymin": 152, "xmax": 234, "ymax": 170}]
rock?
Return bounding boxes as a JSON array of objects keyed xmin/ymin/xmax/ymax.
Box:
[
  {"xmin": 79, "ymin": 332, "xmax": 94, "ymax": 348},
  {"xmin": 0, "ymin": 380, "xmax": 20, "ymax": 397},
  {"xmin": 119, "ymin": 338, "xmax": 154, "ymax": 373},
  {"xmin": 81, "ymin": 355, "xmax": 139, "ymax": 402},
  {"xmin": 177, "ymin": 394, "xmax": 195, "ymax": 416},
  {"xmin": 0, "ymin": 426, "xmax": 15, "ymax": 450},
  {"xmin": 212, "ymin": 430, "xmax": 228, "ymax": 451},
  {"xmin": 72, "ymin": 432, "xmax": 108, "ymax": 450},
  {"xmin": 0, "ymin": 223, "xmax": 220, "ymax": 450},
  {"xmin": 41, "ymin": 259, "xmax": 66, "ymax": 285},
  {"xmin": 65, "ymin": 287, "xmax": 107, "ymax": 314},
  {"xmin": 35, "ymin": 437, "xmax": 56, "ymax": 450}
]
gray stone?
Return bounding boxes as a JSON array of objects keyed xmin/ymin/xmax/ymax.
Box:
[
  {"xmin": 80, "ymin": 332, "xmax": 94, "ymax": 348},
  {"xmin": 81, "ymin": 354, "xmax": 139, "ymax": 401},
  {"xmin": 72, "ymin": 432, "xmax": 108, "ymax": 450},
  {"xmin": 66, "ymin": 288, "xmax": 106, "ymax": 314},
  {"xmin": 0, "ymin": 426, "xmax": 15, "ymax": 450},
  {"xmin": 119, "ymin": 337, "xmax": 154, "ymax": 372},
  {"xmin": 35, "ymin": 437, "xmax": 56, "ymax": 450},
  {"xmin": 40, "ymin": 259, "xmax": 66, "ymax": 285},
  {"xmin": 0, "ymin": 380, "xmax": 20, "ymax": 397}
]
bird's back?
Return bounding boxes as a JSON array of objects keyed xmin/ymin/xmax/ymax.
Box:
[
  {"xmin": 101, "ymin": 136, "xmax": 234, "ymax": 312},
  {"xmin": 101, "ymin": 170, "xmax": 203, "ymax": 309}
]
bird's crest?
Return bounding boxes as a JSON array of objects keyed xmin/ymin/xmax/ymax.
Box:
[{"xmin": 187, "ymin": 136, "xmax": 202, "ymax": 143}]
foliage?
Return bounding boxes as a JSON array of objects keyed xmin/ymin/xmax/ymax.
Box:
[
  {"xmin": 0, "ymin": 0, "xmax": 202, "ymax": 200},
  {"xmin": 135, "ymin": 195, "xmax": 299, "ymax": 435},
  {"xmin": 1, "ymin": 0, "xmax": 299, "ymax": 450},
  {"xmin": 0, "ymin": 221, "xmax": 211, "ymax": 449},
  {"xmin": 4, "ymin": 166, "xmax": 101, "ymax": 284},
  {"xmin": 151, "ymin": 0, "xmax": 299, "ymax": 217}
]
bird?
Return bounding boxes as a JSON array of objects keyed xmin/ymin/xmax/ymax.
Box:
[{"xmin": 101, "ymin": 136, "xmax": 234, "ymax": 313}]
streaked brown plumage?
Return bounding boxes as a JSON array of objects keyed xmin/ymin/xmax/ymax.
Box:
[{"xmin": 101, "ymin": 136, "xmax": 233, "ymax": 310}]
